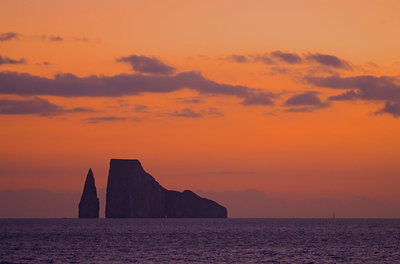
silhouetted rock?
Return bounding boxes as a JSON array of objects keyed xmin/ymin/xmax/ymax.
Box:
[
  {"xmin": 105, "ymin": 159, "xmax": 227, "ymax": 218},
  {"xmin": 78, "ymin": 168, "xmax": 99, "ymax": 218},
  {"xmin": 166, "ymin": 190, "xmax": 227, "ymax": 218},
  {"xmin": 106, "ymin": 159, "xmax": 166, "ymax": 218}
]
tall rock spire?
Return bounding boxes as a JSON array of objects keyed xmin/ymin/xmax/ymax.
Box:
[{"xmin": 78, "ymin": 168, "xmax": 99, "ymax": 218}]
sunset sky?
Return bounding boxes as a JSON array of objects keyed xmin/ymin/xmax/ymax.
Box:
[{"xmin": 1, "ymin": 0, "xmax": 400, "ymax": 217}]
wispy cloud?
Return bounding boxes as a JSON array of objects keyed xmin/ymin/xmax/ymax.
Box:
[
  {"xmin": 0, "ymin": 97, "xmax": 90, "ymax": 116},
  {"xmin": 44, "ymin": 35, "xmax": 63, "ymax": 42},
  {"xmin": 117, "ymin": 55, "xmax": 176, "ymax": 75},
  {"xmin": 202, "ymin": 107, "xmax": 224, "ymax": 117},
  {"xmin": 133, "ymin": 104, "xmax": 149, "ymax": 113},
  {"xmin": 36, "ymin": 61, "xmax": 53, "ymax": 67},
  {"xmin": 0, "ymin": 32, "xmax": 19, "ymax": 42},
  {"xmin": 83, "ymin": 116, "xmax": 131, "ymax": 123},
  {"xmin": 0, "ymin": 55, "xmax": 26, "ymax": 65},
  {"xmin": 227, "ymin": 54, "xmax": 250, "ymax": 63},
  {"xmin": 176, "ymin": 96, "xmax": 204, "ymax": 104},
  {"xmin": 171, "ymin": 108, "xmax": 202, "ymax": 118}
]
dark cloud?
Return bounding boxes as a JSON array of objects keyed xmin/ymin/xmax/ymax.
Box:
[
  {"xmin": 306, "ymin": 75, "xmax": 400, "ymax": 102},
  {"xmin": 307, "ymin": 53, "xmax": 350, "ymax": 69},
  {"xmin": 241, "ymin": 91, "xmax": 275, "ymax": 106},
  {"xmin": 284, "ymin": 92, "xmax": 330, "ymax": 112},
  {"xmin": 228, "ymin": 55, "xmax": 249, "ymax": 63},
  {"xmin": 226, "ymin": 51, "xmax": 351, "ymax": 73},
  {"xmin": 225, "ymin": 53, "xmax": 273, "ymax": 64},
  {"xmin": 84, "ymin": 116, "xmax": 129, "ymax": 123},
  {"xmin": 0, "ymin": 71, "xmax": 275, "ymax": 106},
  {"xmin": 171, "ymin": 108, "xmax": 202, "ymax": 118},
  {"xmin": 306, "ymin": 74, "xmax": 400, "ymax": 117},
  {"xmin": 169, "ymin": 107, "xmax": 223, "ymax": 118},
  {"xmin": 0, "ymin": 97, "xmax": 90, "ymax": 115},
  {"xmin": 0, "ymin": 32, "xmax": 19, "ymax": 42},
  {"xmin": 271, "ymin": 51, "xmax": 302, "ymax": 64},
  {"xmin": 328, "ymin": 90, "xmax": 358, "ymax": 100},
  {"xmin": 376, "ymin": 102, "xmax": 400, "ymax": 117},
  {"xmin": 285, "ymin": 91, "xmax": 323, "ymax": 106},
  {"xmin": 0, "ymin": 56, "xmax": 26, "ymax": 65},
  {"xmin": 117, "ymin": 55, "xmax": 176, "ymax": 75}
]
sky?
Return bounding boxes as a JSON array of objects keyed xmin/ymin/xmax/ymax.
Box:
[{"xmin": 0, "ymin": 0, "xmax": 400, "ymax": 217}]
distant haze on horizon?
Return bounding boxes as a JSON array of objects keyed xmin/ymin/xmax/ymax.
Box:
[
  {"xmin": 1, "ymin": 188, "xmax": 399, "ymax": 218},
  {"xmin": 1, "ymin": 0, "xmax": 400, "ymax": 218}
]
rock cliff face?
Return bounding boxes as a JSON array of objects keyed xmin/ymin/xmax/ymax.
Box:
[
  {"xmin": 78, "ymin": 168, "xmax": 99, "ymax": 218},
  {"xmin": 105, "ymin": 159, "xmax": 227, "ymax": 218}
]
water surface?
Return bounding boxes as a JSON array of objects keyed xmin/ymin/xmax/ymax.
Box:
[{"xmin": 0, "ymin": 218, "xmax": 399, "ymax": 263}]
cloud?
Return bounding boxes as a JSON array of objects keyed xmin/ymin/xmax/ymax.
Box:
[
  {"xmin": 0, "ymin": 71, "xmax": 275, "ymax": 106},
  {"xmin": 170, "ymin": 107, "xmax": 223, "ymax": 118},
  {"xmin": 285, "ymin": 91, "xmax": 324, "ymax": 106},
  {"xmin": 117, "ymin": 55, "xmax": 176, "ymax": 75},
  {"xmin": 253, "ymin": 54, "xmax": 274, "ymax": 65},
  {"xmin": 0, "ymin": 97, "xmax": 90, "ymax": 115},
  {"xmin": 327, "ymin": 90, "xmax": 358, "ymax": 100},
  {"xmin": 240, "ymin": 91, "xmax": 275, "ymax": 106},
  {"xmin": 133, "ymin": 104, "xmax": 149, "ymax": 113},
  {"xmin": 306, "ymin": 53, "xmax": 351, "ymax": 69},
  {"xmin": 271, "ymin": 51, "xmax": 302, "ymax": 64},
  {"xmin": 226, "ymin": 51, "xmax": 350, "ymax": 69},
  {"xmin": 46, "ymin": 35, "xmax": 63, "ymax": 42},
  {"xmin": 36, "ymin": 61, "xmax": 53, "ymax": 67},
  {"xmin": 306, "ymin": 75, "xmax": 400, "ymax": 101},
  {"xmin": 306, "ymin": 74, "xmax": 400, "ymax": 117},
  {"xmin": 376, "ymin": 102, "xmax": 400, "ymax": 117},
  {"xmin": 202, "ymin": 107, "xmax": 224, "ymax": 117},
  {"xmin": 0, "ymin": 56, "xmax": 26, "ymax": 65},
  {"xmin": 284, "ymin": 91, "xmax": 330, "ymax": 113},
  {"xmin": 176, "ymin": 96, "xmax": 204, "ymax": 104},
  {"xmin": 171, "ymin": 108, "xmax": 202, "ymax": 118},
  {"xmin": 83, "ymin": 116, "xmax": 130, "ymax": 123},
  {"xmin": 0, "ymin": 32, "xmax": 19, "ymax": 42},
  {"xmin": 228, "ymin": 54, "xmax": 249, "ymax": 63}
]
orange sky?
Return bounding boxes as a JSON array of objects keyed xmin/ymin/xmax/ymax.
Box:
[{"xmin": 1, "ymin": 0, "xmax": 400, "ymax": 206}]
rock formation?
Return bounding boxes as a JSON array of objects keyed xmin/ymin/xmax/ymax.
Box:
[
  {"xmin": 78, "ymin": 168, "xmax": 99, "ymax": 218},
  {"xmin": 105, "ymin": 159, "xmax": 227, "ymax": 218}
]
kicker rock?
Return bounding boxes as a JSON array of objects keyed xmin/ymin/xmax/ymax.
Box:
[
  {"xmin": 78, "ymin": 168, "xmax": 99, "ymax": 218},
  {"xmin": 105, "ymin": 159, "xmax": 227, "ymax": 218}
]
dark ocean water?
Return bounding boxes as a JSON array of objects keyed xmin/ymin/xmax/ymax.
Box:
[{"xmin": 0, "ymin": 218, "xmax": 399, "ymax": 264}]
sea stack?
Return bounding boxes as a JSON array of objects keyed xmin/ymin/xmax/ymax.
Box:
[
  {"xmin": 105, "ymin": 159, "xmax": 227, "ymax": 218},
  {"xmin": 78, "ymin": 168, "xmax": 99, "ymax": 218}
]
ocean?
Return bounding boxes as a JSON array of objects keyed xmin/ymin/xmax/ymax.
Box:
[{"xmin": 0, "ymin": 218, "xmax": 399, "ymax": 263}]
